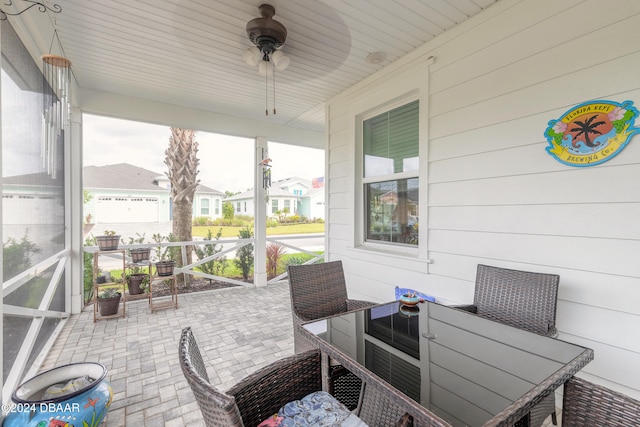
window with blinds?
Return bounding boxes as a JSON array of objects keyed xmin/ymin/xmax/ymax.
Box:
[
  {"xmin": 201, "ymin": 198, "xmax": 210, "ymax": 215},
  {"xmin": 363, "ymin": 100, "xmax": 419, "ymax": 246}
]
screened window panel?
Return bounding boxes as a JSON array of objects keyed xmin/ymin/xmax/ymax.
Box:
[
  {"xmin": 3, "ymin": 316, "xmax": 31, "ymax": 381},
  {"xmin": 3, "ymin": 265, "xmax": 62, "ymax": 309},
  {"xmin": 2, "ymin": 22, "xmax": 65, "ymax": 277},
  {"xmin": 2, "ymin": 19, "xmax": 68, "ymax": 387},
  {"xmin": 364, "ymin": 100, "xmax": 419, "ymax": 177}
]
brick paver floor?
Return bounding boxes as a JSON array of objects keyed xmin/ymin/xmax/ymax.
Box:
[{"xmin": 40, "ymin": 282, "xmax": 294, "ymax": 426}]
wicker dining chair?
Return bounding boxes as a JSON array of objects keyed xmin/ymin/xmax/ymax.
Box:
[
  {"xmin": 456, "ymin": 264, "xmax": 560, "ymax": 427},
  {"xmin": 179, "ymin": 326, "xmax": 323, "ymax": 427},
  {"xmin": 463, "ymin": 264, "xmax": 560, "ymax": 337},
  {"xmin": 562, "ymin": 376, "xmax": 640, "ymax": 426},
  {"xmin": 287, "ymin": 260, "xmax": 376, "ymax": 410},
  {"xmin": 288, "ymin": 260, "xmax": 377, "ymax": 353}
]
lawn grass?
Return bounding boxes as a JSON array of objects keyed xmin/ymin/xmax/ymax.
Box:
[
  {"xmin": 214, "ymin": 251, "xmax": 323, "ymax": 278},
  {"xmin": 192, "ymin": 222, "xmax": 324, "ymax": 238}
]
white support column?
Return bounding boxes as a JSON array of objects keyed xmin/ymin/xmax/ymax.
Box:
[
  {"xmin": 69, "ymin": 108, "xmax": 84, "ymax": 313},
  {"xmin": 0, "ymin": 22, "xmax": 4, "ymax": 398},
  {"xmin": 254, "ymin": 137, "xmax": 268, "ymax": 287}
]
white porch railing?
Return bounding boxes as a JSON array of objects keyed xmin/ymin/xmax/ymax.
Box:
[
  {"xmin": 266, "ymin": 235, "xmax": 324, "ymax": 284},
  {"xmin": 2, "ymin": 249, "xmax": 71, "ymax": 404},
  {"xmin": 83, "ymin": 233, "xmax": 325, "ymax": 288}
]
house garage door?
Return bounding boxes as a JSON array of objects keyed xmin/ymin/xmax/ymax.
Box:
[{"xmin": 96, "ymin": 196, "xmax": 159, "ymax": 223}]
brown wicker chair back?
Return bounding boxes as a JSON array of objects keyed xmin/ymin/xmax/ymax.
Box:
[
  {"xmin": 562, "ymin": 376, "xmax": 640, "ymax": 426},
  {"xmin": 287, "ymin": 260, "xmax": 376, "ymax": 353},
  {"xmin": 288, "ymin": 260, "xmax": 350, "ymax": 322},
  {"xmin": 287, "ymin": 260, "xmax": 376, "ymax": 410},
  {"xmin": 180, "ymin": 327, "xmax": 325, "ymax": 427},
  {"xmin": 179, "ymin": 327, "xmax": 244, "ymax": 426},
  {"xmin": 471, "ymin": 265, "xmax": 561, "ymax": 427},
  {"xmin": 474, "ymin": 264, "xmax": 560, "ymax": 337}
]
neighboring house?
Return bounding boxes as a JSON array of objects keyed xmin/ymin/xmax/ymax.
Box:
[
  {"xmin": 225, "ymin": 176, "xmax": 325, "ymax": 220},
  {"xmin": 298, "ymin": 187, "xmax": 325, "ymax": 221},
  {"xmin": 83, "ymin": 163, "xmax": 223, "ymax": 224}
]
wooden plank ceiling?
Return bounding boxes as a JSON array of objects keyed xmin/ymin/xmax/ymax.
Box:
[{"xmin": 12, "ymin": 0, "xmax": 499, "ymax": 132}]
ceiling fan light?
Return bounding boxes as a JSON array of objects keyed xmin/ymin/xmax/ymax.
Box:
[
  {"xmin": 258, "ymin": 60, "xmax": 273, "ymax": 76},
  {"xmin": 243, "ymin": 46, "xmax": 261, "ymax": 66},
  {"xmin": 272, "ymin": 50, "xmax": 290, "ymax": 70}
]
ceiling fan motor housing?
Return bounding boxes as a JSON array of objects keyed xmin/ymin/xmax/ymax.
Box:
[{"xmin": 246, "ymin": 4, "xmax": 287, "ymax": 59}]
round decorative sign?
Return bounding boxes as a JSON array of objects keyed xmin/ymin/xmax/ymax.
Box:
[{"xmin": 545, "ymin": 99, "xmax": 639, "ymax": 167}]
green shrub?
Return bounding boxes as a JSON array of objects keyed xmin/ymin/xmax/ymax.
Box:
[
  {"xmin": 232, "ymin": 218, "xmax": 246, "ymax": 227},
  {"xmin": 83, "ymin": 235, "xmax": 97, "ymax": 304},
  {"xmin": 194, "ymin": 228, "xmax": 227, "ymax": 282},
  {"xmin": 234, "ymin": 226, "xmax": 254, "ymax": 281},
  {"xmin": 287, "ymin": 215, "xmax": 302, "ymax": 223},
  {"xmin": 3, "ymin": 230, "xmax": 40, "ymax": 280},
  {"xmin": 284, "ymin": 256, "xmax": 305, "ymax": 266},
  {"xmin": 193, "ymin": 216, "xmax": 211, "ymax": 226},
  {"xmin": 222, "ymin": 202, "xmax": 234, "ymax": 220},
  {"xmin": 266, "ymin": 218, "xmax": 278, "ymax": 228}
]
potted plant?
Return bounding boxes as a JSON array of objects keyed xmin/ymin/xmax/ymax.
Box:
[
  {"xmin": 128, "ymin": 233, "xmax": 151, "ymax": 263},
  {"xmin": 155, "ymin": 259, "xmax": 175, "ymax": 276},
  {"xmin": 126, "ymin": 270, "xmax": 149, "ymax": 295},
  {"xmin": 97, "ymin": 288, "xmax": 121, "ymax": 316},
  {"xmin": 96, "ymin": 230, "xmax": 121, "ymax": 251},
  {"xmin": 95, "ymin": 267, "xmax": 107, "ymax": 284},
  {"xmin": 130, "ymin": 248, "xmax": 151, "ymax": 263},
  {"xmin": 152, "ymin": 233, "xmax": 176, "ymax": 276}
]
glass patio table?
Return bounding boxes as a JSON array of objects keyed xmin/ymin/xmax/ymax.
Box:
[{"xmin": 300, "ymin": 300, "xmax": 593, "ymax": 427}]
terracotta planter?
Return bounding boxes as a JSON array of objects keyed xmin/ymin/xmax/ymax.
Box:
[
  {"xmin": 155, "ymin": 260, "xmax": 175, "ymax": 276},
  {"xmin": 96, "ymin": 235, "xmax": 120, "ymax": 251},
  {"xmin": 130, "ymin": 247, "xmax": 151, "ymax": 263},
  {"xmin": 98, "ymin": 293, "xmax": 121, "ymax": 316},
  {"xmin": 128, "ymin": 274, "xmax": 148, "ymax": 295}
]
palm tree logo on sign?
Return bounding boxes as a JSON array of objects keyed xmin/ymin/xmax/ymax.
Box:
[{"xmin": 545, "ymin": 99, "xmax": 639, "ymax": 167}]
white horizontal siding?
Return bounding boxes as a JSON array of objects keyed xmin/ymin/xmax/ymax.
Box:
[
  {"xmin": 429, "ymin": 229, "xmax": 640, "ymax": 277},
  {"xmin": 326, "ymin": 0, "xmax": 640, "ymax": 398},
  {"xmin": 430, "ymin": 0, "xmax": 638, "ymax": 108},
  {"xmin": 430, "ymin": 164, "xmax": 640, "ymax": 205},
  {"xmin": 429, "ymin": 203, "xmax": 640, "ymax": 240}
]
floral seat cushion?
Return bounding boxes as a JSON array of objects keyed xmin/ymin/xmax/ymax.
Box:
[{"xmin": 257, "ymin": 391, "xmax": 368, "ymax": 427}]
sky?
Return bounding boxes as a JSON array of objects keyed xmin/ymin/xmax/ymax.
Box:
[{"xmin": 82, "ymin": 114, "xmax": 325, "ymax": 194}]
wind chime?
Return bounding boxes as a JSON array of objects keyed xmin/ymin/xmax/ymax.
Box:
[
  {"xmin": 41, "ymin": 30, "xmax": 71, "ymax": 179},
  {"xmin": 259, "ymin": 151, "xmax": 272, "ymax": 190},
  {"xmin": 1, "ymin": 1, "xmax": 68, "ymax": 178}
]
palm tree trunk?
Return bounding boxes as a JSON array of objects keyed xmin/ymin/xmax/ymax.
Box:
[{"xmin": 165, "ymin": 128, "xmax": 200, "ymax": 282}]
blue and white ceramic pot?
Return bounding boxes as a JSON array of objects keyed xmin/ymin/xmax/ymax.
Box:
[{"xmin": 4, "ymin": 362, "xmax": 112, "ymax": 427}]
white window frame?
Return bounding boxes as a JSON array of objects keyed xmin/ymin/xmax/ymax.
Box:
[
  {"xmin": 356, "ymin": 94, "xmax": 423, "ymax": 256},
  {"xmin": 201, "ymin": 198, "xmax": 210, "ymax": 215}
]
